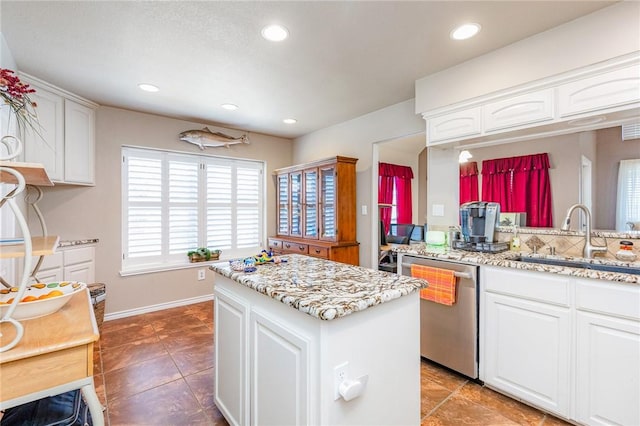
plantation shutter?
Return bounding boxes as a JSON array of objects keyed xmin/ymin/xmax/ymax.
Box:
[
  {"xmin": 205, "ymin": 157, "xmax": 263, "ymax": 257},
  {"xmin": 122, "ymin": 146, "xmax": 264, "ymax": 273}
]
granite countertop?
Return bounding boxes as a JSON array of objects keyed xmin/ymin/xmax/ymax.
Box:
[
  {"xmin": 209, "ymin": 254, "xmax": 427, "ymax": 321},
  {"xmin": 58, "ymin": 239, "xmax": 99, "ymax": 248},
  {"xmin": 394, "ymin": 245, "xmax": 640, "ymax": 285}
]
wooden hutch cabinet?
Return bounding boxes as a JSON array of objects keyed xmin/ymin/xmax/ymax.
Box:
[{"xmin": 269, "ymin": 156, "xmax": 359, "ymax": 265}]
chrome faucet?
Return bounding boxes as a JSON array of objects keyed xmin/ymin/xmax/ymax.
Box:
[{"xmin": 560, "ymin": 204, "xmax": 608, "ymax": 258}]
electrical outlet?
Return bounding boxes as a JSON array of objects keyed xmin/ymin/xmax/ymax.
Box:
[
  {"xmin": 197, "ymin": 269, "xmax": 206, "ymax": 281},
  {"xmin": 334, "ymin": 362, "xmax": 349, "ymax": 400}
]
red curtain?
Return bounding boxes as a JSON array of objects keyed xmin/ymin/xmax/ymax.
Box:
[
  {"xmin": 379, "ymin": 162, "xmax": 414, "ymax": 232},
  {"xmin": 481, "ymin": 153, "xmax": 553, "ymax": 227},
  {"xmin": 459, "ymin": 162, "xmax": 479, "ymax": 205}
]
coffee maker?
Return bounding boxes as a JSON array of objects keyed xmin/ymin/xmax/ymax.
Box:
[{"xmin": 454, "ymin": 201, "xmax": 509, "ymax": 253}]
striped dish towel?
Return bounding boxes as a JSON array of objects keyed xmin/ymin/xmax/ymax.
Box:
[{"xmin": 411, "ymin": 264, "xmax": 457, "ymax": 306}]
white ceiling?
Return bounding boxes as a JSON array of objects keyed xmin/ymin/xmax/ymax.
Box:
[{"xmin": 1, "ymin": 1, "xmax": 614, "ymax": 139}]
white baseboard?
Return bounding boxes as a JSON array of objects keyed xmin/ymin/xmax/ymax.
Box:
[{"xmin": 104, "ymin": 293, "xmax": 215, "ymax": 322}]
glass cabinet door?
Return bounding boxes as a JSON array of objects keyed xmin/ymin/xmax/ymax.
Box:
[
  {"xmin": 277, "ymin": 173, "xmax": 289, "ymax": 235},
  {"xmin": 290, "ymin": 171, "xmax": 302, "ymax": 237},
  {"xmin": 320, "ymin": 166, "xmax": 336, "ymax": 240},
  {"xmin": 303, "ymin": 168, "xmax": 318, "ymax": 238}
]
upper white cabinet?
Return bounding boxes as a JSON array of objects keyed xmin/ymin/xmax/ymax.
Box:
[
  {"xmin": 483, "ymin": 89, "xmax": 554, "ymax": 132},
  {"xmin": 422, "ymin": 53, "xmax": 640, "ymax": 147},
  {"xmin": 23, "ymin": 87, "xmax": 64, "ymax": 181},
  {"xmin": 64, "ymin": 101, "xmax": 95, "ymax": 184},
  {"xmin": 21, "ymin": 73, "xmax": 97, "ymax": 185},
  {"xmin": 428, "ymin": 107, "xmax": 481, "ymax": 143},
  {"xmin": 558, "ymin": 64, "xmax": 640, "ymax": 118}
]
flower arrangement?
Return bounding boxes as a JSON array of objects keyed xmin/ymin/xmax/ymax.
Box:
[{"xmin": 0, "ymin": 68, "xmax": 40, "ymax": 135}]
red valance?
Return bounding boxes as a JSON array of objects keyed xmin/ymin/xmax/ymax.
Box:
[{"xmin": 379, "ymin": 162, "xmax": 414, "ymax": 179}]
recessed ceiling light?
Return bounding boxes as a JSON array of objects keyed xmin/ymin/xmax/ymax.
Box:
[
  {"xmin": 261, "ymin": 24, "xmax": 289, "ymax": 42},
  {"xmin": 450, "ymin": 23, "xmax": 481, "ymax": 40},
  {"xmin": 138, "ymin": 83, "xmax": 159, "ymax": 92},
  {"xmin": 221, "ymin": 103, "xmax": 239, "ymax": 111},
  {"xmin": 283, "ymin": 118, "xmax": 297, "ymax": 124}
]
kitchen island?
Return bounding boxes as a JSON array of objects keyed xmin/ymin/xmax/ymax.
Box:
[{"xmin": 209, "ymin": 254, "xmax": 427, "ymax": 426}]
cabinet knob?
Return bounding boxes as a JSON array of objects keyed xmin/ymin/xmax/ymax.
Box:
[
  {"xmin": 314, "ymin": 249, "xmax": 321, "ymax": 254},
  {"xmin": 298, "ymin": 246, "xmax": 305, "ymax": 251}
]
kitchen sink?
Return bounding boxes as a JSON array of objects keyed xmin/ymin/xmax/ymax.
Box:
[{"xmin": 514, "ymin": 256, "xmax": 640, "ymax": 276}]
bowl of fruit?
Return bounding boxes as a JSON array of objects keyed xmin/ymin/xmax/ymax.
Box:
[{"xmin": 0, "ymin": 281, "xmax": 87, "ymax": 320}]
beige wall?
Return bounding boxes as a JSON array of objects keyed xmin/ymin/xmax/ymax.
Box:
[
  {"xmin": 33, "ymin": 107, "xmax": 293, "ymax": 315},
  {"xmin": 595, "ymin": 127, "xmax": 640, "ymax": 230},
  {"xmin": 415, "ymin": 2, "xmax": 640, "ymax": 113},
  {"xmin": 293, "ymin": 99, "xmax": 425, "ymax": 267}
]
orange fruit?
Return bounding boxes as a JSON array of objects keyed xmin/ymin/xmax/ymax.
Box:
[
  {"xmin": 6, "ymin": 298, "xmax": 14, "ymax": 304},
  {"xmin": 39, "ymin": 290, "xmax": 64, "ymax": 300},
  {"xmin": 21, "ymin": 295, "xmax": 38, "ymax": 303}
]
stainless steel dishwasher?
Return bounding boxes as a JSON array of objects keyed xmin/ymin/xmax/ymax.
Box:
[{"xmin": 399, "ymin": 253, "xmax": 479, "ymax": 379}]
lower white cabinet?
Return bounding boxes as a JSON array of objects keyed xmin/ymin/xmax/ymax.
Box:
[
  {"xmin": 213, "ymin": 273, "xmax": 420, "ymax": 426},
  {"xmin": 214, "ymin": 285, "xmax": 310, "ymax": 426},
  {"xmin": 574, "ymin": 279, "xmax": 640, "ymax": 426},
  {"xmin": 34, "ymin": 245, "xmax": 95, "ymax": 284},
  {"xmin": 483, "ymin": 292, "xmax": 570, "ymax": 416},
  {"xmin": 214, "ymin": 287, "xmax": 249, "ymax": 426},
  {"xmin": 250, "ymin": 309, "xmax": 310, "ymax": 426},
  {"xmin": 481, "ymin": 266, "xmax": 640, "ymax": 425}
]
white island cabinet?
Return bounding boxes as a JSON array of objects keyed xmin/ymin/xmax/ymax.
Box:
[{"xmin": 210, "ymin": 254, "xmax": 426, "ymax": 426}]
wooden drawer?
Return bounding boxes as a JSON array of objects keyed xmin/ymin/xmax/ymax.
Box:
[
  {"xmin": 308, "ymin": 245, "xmax": 329, "ymax": 258},
  {"xmin": 268, "ymin": 238, "xmax": 282, "ymax": 250},
  {"xmin": 283, "ymin": 241, "xmax": 308, "ymax": 254}
]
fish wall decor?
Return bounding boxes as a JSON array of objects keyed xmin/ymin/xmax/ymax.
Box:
[{"xmin": 179, "ymin": 127, "xmax": 250, "ymax": 150}]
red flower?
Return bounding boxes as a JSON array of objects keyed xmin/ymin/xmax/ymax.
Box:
[{"xmin": 0, "ymin": 68, "xmax": 39, "ymax": 135}]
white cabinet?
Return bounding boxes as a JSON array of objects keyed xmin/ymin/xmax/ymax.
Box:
[
  {"xmin": 64, "ymin": 100, "xmax": 95, "ymax": 184},
  {"xmin": 558, "ymin": 64, "xmax": 640, "ymax": 118},
  {"xmin": 574, "ymin": 278, "xmax": 640, "ymax": 426},
  {"xmin": 34, "ymin": 245, "xmax": 95, "ymax": 283},
  {"xmin": 427, "ymin": 107, "xmax": 481, "ymax": 144},
  {"xmin": 483, "ymin": 89, "xmax": 554, "ymax": 132},
  {"xmin": 214, "ymin": 286, "xmax": 250, "ymax": 426},
  {"xmin": 213, "ymin": 284, "xmax": 311, "ymax": 426},
  {"xmin": 481, "ymin": 266, "xmax": 640, "ymax": 425},
  {"xmin": 20, "ymin": 74, "xmax": 97, "ymax": 185},
  {"xmin": 34, "ymin": 252, "xmax": 63, "ymax": 283},
  {"xmin": 481, "ymin": 266, "xmax": 571, "ymax": 417},
  {"xmin": 421, "ymin": 54, "xmax": 640, "ymax": 147},
  {"xmin": 250, "ymin": 309, "xmax": 310, "ymax": 426},
  {"xmin": 213, "ymin": 272, "xmax": 420, "ymax": 426},
  {"xmin": 23, "ymin": 87, "xmax": 64, "ymax": 181}
]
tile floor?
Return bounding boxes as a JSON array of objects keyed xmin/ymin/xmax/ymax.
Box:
[{"xmin": 93, "ymin": 301, "xmax": 572, "ymax": 426}]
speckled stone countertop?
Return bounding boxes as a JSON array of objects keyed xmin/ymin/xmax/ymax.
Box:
[
  {"xmin": 58, "ymin": 239, "xmax": 99, "ymax": 248},
  {"xmin": 394, "ymin": 245, "xmax": 640, "ymax": 285},
  {"xmin": 209, "ymin": 254, "xmax": 427, "ymax": 321}
]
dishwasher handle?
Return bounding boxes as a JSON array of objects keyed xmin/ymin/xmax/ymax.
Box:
[{"xmin": 401, "ymin": 262, "xmax": 473, "ymax": 280}]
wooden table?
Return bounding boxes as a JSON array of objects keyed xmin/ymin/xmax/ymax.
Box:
[{"xmin": 0, "ymin": 289, "xmax": 104, "ymax": 425}]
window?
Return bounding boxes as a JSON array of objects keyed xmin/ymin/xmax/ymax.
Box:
[
  {"xmin": 616, "ymin": 159, "xmax": 640, "ymax": 231},
  {"xmin": 121, "ymin": 146, "xmax": 264, "ymax": 274}
]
